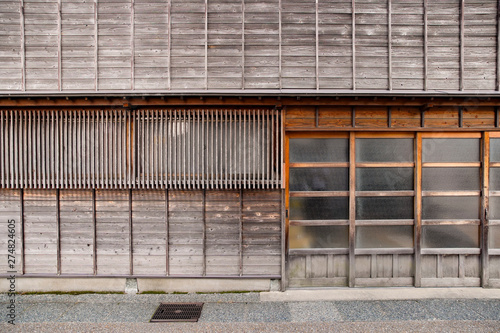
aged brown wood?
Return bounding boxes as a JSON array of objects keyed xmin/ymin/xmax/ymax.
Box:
[{"xmin": 349, "ymin": 132, "xmax": 355, "ymax": 287}]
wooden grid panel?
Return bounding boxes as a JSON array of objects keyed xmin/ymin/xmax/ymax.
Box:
[{"xmin": 0, "ymin": 108, "xmax": 282, "ymax": 190}]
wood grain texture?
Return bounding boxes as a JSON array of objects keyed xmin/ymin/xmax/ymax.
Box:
[{"xmin": 2, "ymin": 0, "xmax": 499, "ymax": 93}]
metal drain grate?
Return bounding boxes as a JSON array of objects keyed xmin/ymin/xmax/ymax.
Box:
[{"xmin": 150, "ymin": 303, "xmax": 204, "ymax": 322}]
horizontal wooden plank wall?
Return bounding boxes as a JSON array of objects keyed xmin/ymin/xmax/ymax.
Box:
[
  {"xmin": 1, "ymin": 0, "xmax": 499, "ymax": 93},
  {"xmin": 0, "ymin": 188, "xmax": 282, "ymax": 277},
  {"xmin": 0, "ymin": 108, "xmax": 282, "ymax": 189},
  {"xmin": 285, "ymin": 105, "xmax": 500, "ymax": 131}
]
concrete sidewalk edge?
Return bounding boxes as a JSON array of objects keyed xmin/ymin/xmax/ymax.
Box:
[{"xmin": 260, "ymin": 288, "xmax": 500, "ymax": 302}]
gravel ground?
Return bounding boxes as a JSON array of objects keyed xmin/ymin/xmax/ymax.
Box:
[
  {"xmin": 0, "ymin": 293, "xmax": 499, "ymax": 332},
  {"xmin": 2, "ymin": 321, "xmax": 500, "ymax": 333}
]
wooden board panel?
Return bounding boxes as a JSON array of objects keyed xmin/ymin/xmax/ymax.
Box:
[
  {"xmin": 0, "ymin": 190, "xmax": 22, "ymax": 274},
  {"xmin": 95, "ymin": 190, "xmax": 130, "ymax": 275},
  {"xmin": 59, "ymin": 190, "xmax": 93, "ymax": 274},
  {"xmin": 23, "ymin": 189, "xmax": 57, "ymax": 274}
]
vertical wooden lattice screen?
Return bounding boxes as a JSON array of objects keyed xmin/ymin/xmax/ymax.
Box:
[{"xmin": 0, "ymin": 109, "xmax": 282, "ymax": 189}]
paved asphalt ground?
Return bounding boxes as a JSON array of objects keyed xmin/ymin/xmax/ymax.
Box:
[{"xmin": 1, "ymin": 289, "xmax": 499, "ymax": 332}]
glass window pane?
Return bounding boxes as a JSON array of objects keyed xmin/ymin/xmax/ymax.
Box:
[
  {"xmin": 422, "ymin": 225, "xmax": 479, "ymax": 248},
  {"xmin": 489, "ymin": 226, "xmax": 500, "ymax": 249},
  {"xmin": 290, "ymin": 168, "xmax": 348, "ymax": 191},
  {"xmin": 290, "ymin": 138, "xmax": 348, "ymax": 163},
  {"xmin": 356, "ymin": 138, "xmax": 414, "ymax": 162},
  {"xmin": 422, "ymin": 196, "xmax": 479, "ymax": 220},
  {"xmin": 356, "ymin": 226, "xmax": 413, "ymax": 248},
  {"xmin": 491, "ymin": 168, "xmax": 500, "ymax": 190},
  {"xmin": 290, "ymin": 197, "xmax": 349, "ymax": 220},
  {"xmin": 289, "ymin": 225, "xmax": 348, "ymax": 249},
  {"xmin": 490, "ymin": 196, "xmax": 500, "ymax": 220},
  {"xmin": 422, "ymin": 138, "xmax": 480, "ymax": 162},
  {"xmin": 356, "ymin": 197, "xmax": 414, "ymax": 220},
  {"xmin": 422, "ymin": 168, "xmax": 480, "ymax": 191},
  {"xmin": 356, "ymin": 168, "xmax": 414, "ymax": 191},
  {"xmin": 491, "ymin": 139, "xmax": 500, "ymax": 162}
]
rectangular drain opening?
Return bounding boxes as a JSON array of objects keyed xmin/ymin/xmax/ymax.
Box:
[{"xmin": 150, "ymin": 303, "xmax": 204, "ymax": 322}]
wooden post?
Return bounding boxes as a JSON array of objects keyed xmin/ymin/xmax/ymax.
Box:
[
  {"xmin": 459, "ymin": 0, "xmax": 465, "ymax": 91},
  {"xmin": 94, "ymin": 0, "xmax": 98, "ymax": 91},
  {"xmin": 239, "ymin": 189, "xmax": 243, "ymax": 276},
  {"xmin": 423, "ymin": 0, "xmax": 428, "ymax": 91},
  {"xmin": 92, "ymin": 189, "xmax": 97, "ymax": 275},
  {"xmin": 20, "ymin": 0, "xmax": 25, "ymax": 92},
  {"xmin": 349, "ymin": 132, "xmax": 356, "ymax": 287},
  {"xmin": 20, "ymin": 189, "xmax": 25, "ymax": 275},
  {"xmin": 352, "ymin": 0, "xmax": 356, "ymax": 90},
  {"xmin": 315, "ymin": 0, "xmax": 319, "ymax": 90},
  {"xmin": 165, "ymin": 189, "xmax": 169, "ymax": 276},
  {"xmin": 388, "ymin": 0, "xmax": 392, "ymax": 91},
  {"xmin": 131, "ymin": 0, "xmax": 135, "ymax": 90},
  {"xmin": 129, "ymin": 189, "xmax": 133, "ymax": 275},
  {"xmin": 415, "ymin": 133, "xmax": 422, "ymax": 287},
  {"xmin": 56, "ymin": 189, "xmax": 61, "ymax": 275},
  {"xmin": 482, "ymin": 132, "xmax": 490, "ymax": 287}
]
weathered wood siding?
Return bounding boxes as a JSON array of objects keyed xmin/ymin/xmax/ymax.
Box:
[
  {"xmin": 1, "ymin": 0, "xmax": 499, "ymax": 93},
  {"xmin": 0, "ymin": 188, "xmax": 282, "ymax": 277}
]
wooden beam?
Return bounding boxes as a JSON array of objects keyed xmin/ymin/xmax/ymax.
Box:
[{"xmin": 202, "ymin": 189, "xmax": 207, "ymax": 276}]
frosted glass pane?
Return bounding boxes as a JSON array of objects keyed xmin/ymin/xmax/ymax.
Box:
[
  {"xmin": 422, "ymin": 225, "xmax": 479, "ymax": 248},
  {"xmin": 489, "ymin": 226, "xmax": 500, "ymax": 249},
  {"xmin": 491, "ymin": 169, "xmax": 500, "ymax": 190},
  {"xmin": 356, "ymin": 226, "xmax": 413, "ymax": 248},
  {"xmin": 356, "ymin": 138, "xmax": 413, "ymax": 162},
  {"xmin": 289, "ymin": 225, "xmax": 348, "ymax": 249},
  {"xmin": 356, "ymin": 197, "xmax": 414, "ymax": 220},
  {"xmin": 290, "ymin": 168, "xmax": 348, "ymax": 191},
  {"xmin": 491, "ymin": 139, "xmax": 500, "ymax": 162},
  {"xmin": 290, "ymin": 197, "xmax": 349, "ymax": 220},
  {"xmin": 422, "ymin": 196, "xmax": 479, "ymax": 220},
  {"xmin": 422, "ymin": 138, "xmax": 479, "ymax": 162},
  {"xmin": 290, "ymin": 138, "xmax": 348, "ymax": 163},
  {"xmin": 422, "ymin": 168, "xmax": 480, "ymax": 191},
  {"xmin": 356, "ymin": 168, "xmax": 414, "ymax": 191},
  {"xmin": 490, "ymin": 196, "xmax": 500, "ymax": 220}
]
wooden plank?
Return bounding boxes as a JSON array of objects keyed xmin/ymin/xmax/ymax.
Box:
[{"xmin": 415, "ymin": 132, "xmax": 422, "ymax": 286}]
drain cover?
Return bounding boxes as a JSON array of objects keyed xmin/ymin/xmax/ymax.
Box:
[{"xmin": 150, "ymin": 303, "xmax": 204, "ymax": 322}]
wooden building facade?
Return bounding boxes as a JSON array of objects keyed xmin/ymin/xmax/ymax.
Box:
[{"xmin": 1, "ymin": 0, "xmax": 500, "ymax": 290}]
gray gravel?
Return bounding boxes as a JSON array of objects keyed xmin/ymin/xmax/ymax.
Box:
[{"xmin": 0, "ymin": 293, "xmax": 499, "ymax": 332}]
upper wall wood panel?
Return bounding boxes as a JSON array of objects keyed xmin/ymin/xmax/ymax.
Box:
[{"xmin": 1, "ymin": 0, "xmax": 499, "ymax": 94}]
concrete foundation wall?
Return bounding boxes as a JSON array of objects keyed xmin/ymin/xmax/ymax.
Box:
[{"xmin": 0, "ymin": 278, "xmax": 280, "ymax": 293}]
